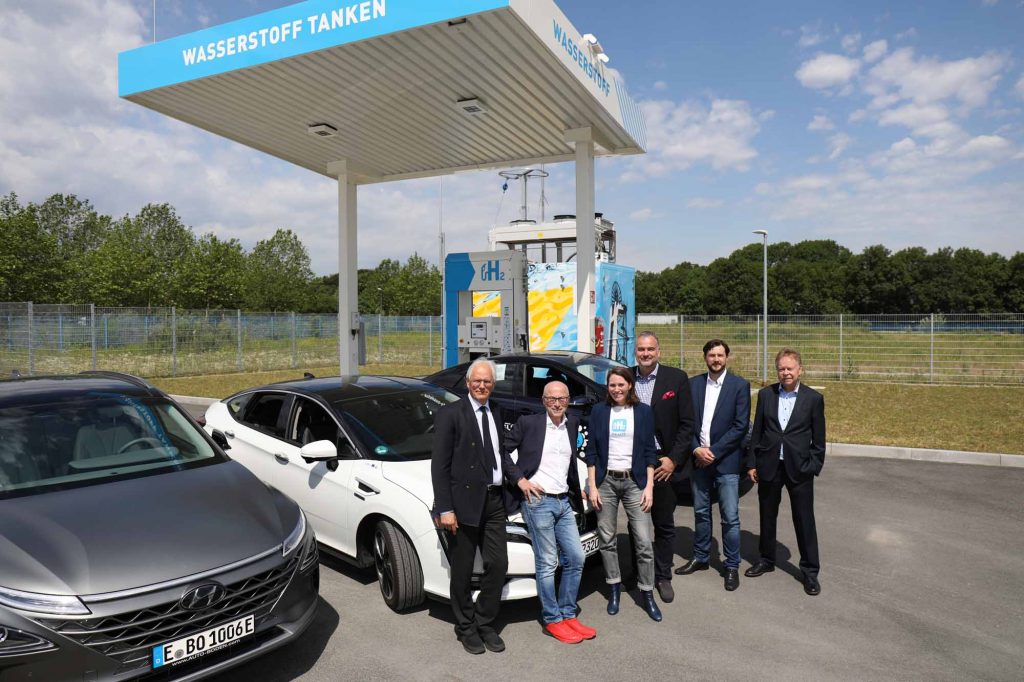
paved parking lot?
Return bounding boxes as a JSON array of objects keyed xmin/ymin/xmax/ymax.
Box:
[{"xmin": 211, "ymin": 456, "xmax": 1024, "ymax": 681}]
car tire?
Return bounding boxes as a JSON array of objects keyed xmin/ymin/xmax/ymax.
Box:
[{"xmin": 373, "ymin": 519, "xmax": 425, "ymax": 612}]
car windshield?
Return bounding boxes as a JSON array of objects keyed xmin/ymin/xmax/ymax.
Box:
[
  {"xmin": 333, "ymin": 388, "xmax": 460, "ymax": 461},
  {"xmin": 544, "ymin": 353, "xmax": 625, "ymax": 385},
  {"xmin": 0, "ymin": 395, "xmax": 223, "ymax": 499}
]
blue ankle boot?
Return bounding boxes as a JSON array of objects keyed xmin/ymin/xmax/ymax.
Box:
[
  {"xmin": 640, "ymin": 590, "xmax": 662, "ymax": 622},
  {"xmin": 606, "ymin": 583, "xmax": 621, "ymax": 615}
]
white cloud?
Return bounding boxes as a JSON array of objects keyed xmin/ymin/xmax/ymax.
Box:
[
  {"xmin": 686, "ymin": 198, "xmax": 724, "ymax": 209},
  {"xmin": 895, "ymin": 28, "xmax": 918, "ymax": 41},
  {"xmin": 796, "ymin": 53, "xmax": 861, "ymax": 89},
  {"xmin": 866, "ymin": 47, "xmax": 1007, "ymax": 111},
  {"xmin": 808, "ymin": 114, "xmax": 835, "ymax": 131},
  {"xmin": 620, "ymin": 98, "xmax": 762, "ymax": 180},
  {"xmin": 841, "ymin": 33, "xmax": 862, "ymax": 53},
  {"xmin": 981, "ymin": 0, "xmax": 999, "ymax": 6},
  {"xmin": 849, "ymin": 109, "xmax": 868, "ymax": 123},
  {"xmin": 828, "ymin": 133, "xmax": 853, "ymax": 159},
  {"xmin": 798, "ymin": 22, "xmax": 829, "ymax": 48},
  {"xmin": 877, "ymin": 103, "xmax": 950, "ymax": 130},
  {"xmin": 1016, "ymin": 75, "xmax": 1024, "ymax": 99},
  {"xmin": 863, "ymin": 39, "xmax": 888, "ymax": 64},
  {"xmin": 653, "ymin": 80, "xmax": 668, "ymax": 91},
  {"xmin": 629, "ymin": 207, "xmax": 655, "ymax": 221}
]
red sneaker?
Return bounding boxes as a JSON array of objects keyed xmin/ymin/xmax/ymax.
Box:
[
  {"xmin": 544, "ymin": 621, "xmax": 584, "ymax": 644},
  {"xmin": 563, "ymin": 618, "xmax": 597, "ymax": 640}
]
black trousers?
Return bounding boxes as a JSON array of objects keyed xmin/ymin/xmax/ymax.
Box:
[
  {"xmin": 757, "ymin": 465, "xmax": 819, "ymax": 577},
  {"xmin": 650, "ymin": 479, "xmax": 678, "ymax": 582},
  {"xmin": 448, "ymin": 488, "xmax": 508, "ymax": 638}
]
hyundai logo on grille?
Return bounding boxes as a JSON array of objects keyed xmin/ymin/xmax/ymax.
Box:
[{"xmin": 179, "ymin": 583, "xmax": 226, "ymax": 611}]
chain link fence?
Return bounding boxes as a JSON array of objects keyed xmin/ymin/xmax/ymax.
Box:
[
  {"xmin": 2, "ymin": 305, "xmax": 1022, "ymax": 384},
  {"xmin": 639, "ymin": 314, "xmax": 1024, "ymax": 385},
  {"xmin": 0, "ymin": 304, "xmax": 441, "ymax": 378}
]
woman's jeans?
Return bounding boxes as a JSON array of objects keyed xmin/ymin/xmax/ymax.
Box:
[
  {"xmin": 521, "ymin": 493, "xmax": 585, "ymax": 624},
  {"xmin": 596, "ymin": 476, "xmax": 655, "ymax": 591}
]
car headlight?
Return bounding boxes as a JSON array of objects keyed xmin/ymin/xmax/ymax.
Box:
[
  {"xmin": 0, "ymin": 585, "xmax": 90, "ymax": 616},
  {"xmin": 0, "ymin": 626, "xmax": 57, "ymax": 657},
  {"xmin": 282, "ymin": 510, "xmax": 307, "ymax": 558},
  {"xmin": 299, "ymin": 527, "xmax": 319, "ymax": 573}
]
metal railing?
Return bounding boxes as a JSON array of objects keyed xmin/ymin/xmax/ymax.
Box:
[{"xmin": 2, "ymin": 305, "xmax": 1022, "ymax": 385}]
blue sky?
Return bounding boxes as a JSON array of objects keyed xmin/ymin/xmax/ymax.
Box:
[{"xmin": 1, "ymin": 0, "xmax": 1022, "ymax": 275}]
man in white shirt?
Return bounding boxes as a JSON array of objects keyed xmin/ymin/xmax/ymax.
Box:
[
  {"xmin": 676, "ymin": 339, "xmax": 750, "ymax": 591},
  {"xmin": 504, "ymin": 382, "xmax": 596, "ymax": 644}
]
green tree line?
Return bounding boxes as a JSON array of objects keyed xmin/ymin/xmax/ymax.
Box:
[
  {"xmin": 0, "ymin": 193, "xmax": 440, "ymax": 314},
  {"xmin": 4, "ymin": 193, "xmax": 1019, "ymax": 315},
  {"xmin": 637, "ymin": 240, "xmax": 1024, "ymax": 314}
]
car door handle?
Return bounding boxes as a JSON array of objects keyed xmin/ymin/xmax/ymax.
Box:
[
  {"xmin": 355, "ymin": 478, "xmax": 380, "ymax": 495},
  {"xmin": 224, "ymin": 430, "xmax": 234, "ymax": 438},
  {"xmin": 274, "ymin": 453, "xmax": 289, "ymax": 464}
]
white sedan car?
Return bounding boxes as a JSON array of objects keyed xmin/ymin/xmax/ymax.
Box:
[{"xmin": 204, "ymin": 375, "xmax": 598, "ymax": 611}]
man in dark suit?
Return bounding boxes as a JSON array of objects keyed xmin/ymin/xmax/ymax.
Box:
[
  {"xmin": 504, "ymin": 381, "xmax": 596, "ymax": 645},
  {"xmin": 632, "ymin": 331, "xmax": 696, "ymax": 603},
  {"xmin": 745, "ymin": 347, "xmax": 826, "ymax": 596},
  {"xmin": 431, "ymin": 358, "xmax": 514, "ymax": 654},
  {"xmin": 676, "ymin": 339, "xmax": 750, "ymax": 591}
]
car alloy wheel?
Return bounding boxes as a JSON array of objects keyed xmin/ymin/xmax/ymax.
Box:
[{"xmin": 372, "ymin": 519, "xmax": 425, "ymax": 612}]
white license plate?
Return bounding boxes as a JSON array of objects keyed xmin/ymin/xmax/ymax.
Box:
[
  {"xmin": 581, "ymin": 532, "xmax": 599, "ymax": 556},
  {"xmin": 152, "ymin": 614, "xmax": 255, "ymax": 669}
]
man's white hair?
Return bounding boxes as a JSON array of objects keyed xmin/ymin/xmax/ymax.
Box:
[{"xmin": 465, "ymin": 357, "xmax": 497, "ymax": 381}]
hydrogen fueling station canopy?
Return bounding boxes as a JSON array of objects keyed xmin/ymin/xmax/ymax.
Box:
[{"xmin": 118, "ymin": 0, "xmax": 647, "ymax": 374}]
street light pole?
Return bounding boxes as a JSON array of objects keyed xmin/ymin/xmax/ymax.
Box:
[
  {"xmin": 753, "ymin": 230, "xmax": 768, "ymax": 384},
  {"xmin": 377, "ymin": 287, "xmax": 384, "ymax": 364}
]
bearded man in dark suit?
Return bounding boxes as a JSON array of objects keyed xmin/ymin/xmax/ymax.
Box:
[{"xmin": 632, "ymin": 331, "xmax": 695, "ymax": 604}]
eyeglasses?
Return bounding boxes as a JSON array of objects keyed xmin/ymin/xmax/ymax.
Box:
[
  {"xmin": 543, "ymin": 396, "xmax": 570, "ymax": 404},
  {"xmin": 469, "ymin": 379, "xmax": 494, "ymax": 386}
]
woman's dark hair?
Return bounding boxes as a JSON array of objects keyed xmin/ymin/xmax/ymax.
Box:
[{"xmin": 605, "ymin": 366, "xmax": 640, "ymax": 406}]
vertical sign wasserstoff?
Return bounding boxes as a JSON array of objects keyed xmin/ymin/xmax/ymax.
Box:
[{"xmin": 118, "ymin": 0, "xmax": 509, "ymax": 96}]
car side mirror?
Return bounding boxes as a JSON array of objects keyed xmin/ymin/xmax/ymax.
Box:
[
  {"xmin": 211, "ymin": 429, "xmax": 231, "ymax": 451},
  {"xmin": 300, "ymin": 440, "xmax": 337, "ymax": 463}
]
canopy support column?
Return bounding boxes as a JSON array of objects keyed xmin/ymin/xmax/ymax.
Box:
[
  {"xmin": 566, "ymin": 127, "xmax": 596, "ymax": 353},
  {"xmin": 330, "ymin": 160, "xmax": 359, "ymax": 375}
]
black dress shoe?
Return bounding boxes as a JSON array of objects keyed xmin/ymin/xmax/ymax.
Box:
[
  {"xmin": 640, "ymin": 590, "xmax": 663, "ymax": 622},
  {"xmin": 656, "ymin": 580, "xmax": 675, "ymax": 603},
  {"xmin": 724, "ymin": 568, "xmax": 739, "ymax": 591},
  {"xmin": 803, "ymin": 575, "xmax": 821, "ymax": 596},
  {"xmin": 479, "ymin": 629, "xmax": 505, "ymax": 652},
  {"xmin": 459, "ymin": 632, "xmax": 485, "ymax": 655},
  {"xmin": 674, "ymin": 559, "xmax": 709, "ymax": 575},
  {"xmin": 744, "ymin": 560, "xmax": 775, "ymax": 577}
]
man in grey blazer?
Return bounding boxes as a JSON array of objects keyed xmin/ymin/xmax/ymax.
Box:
[{"xmin": 745, "ymin": 348, "xmax": 826, "ymax": 596}]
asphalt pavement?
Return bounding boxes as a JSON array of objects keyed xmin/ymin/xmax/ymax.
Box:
[{"xmin": 208, "ymin": 456, "xmax": 1024, "ymax": 681}]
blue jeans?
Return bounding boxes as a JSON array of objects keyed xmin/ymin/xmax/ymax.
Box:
[
  {"xmin": 521, "ymin": 494, "xmax": 585, "ymax": 624},
  {"xmin": 691, "ymin": 469, "xmax": 741, "ymax": 569}
]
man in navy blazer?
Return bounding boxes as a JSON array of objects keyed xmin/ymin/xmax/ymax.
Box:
[
  {"xmin": 431, "ymin": 359, "xmax": 516, "ymax": 654},
  {"xmin": 503, "ymin": 381, "xmax": 596, "ymax": 644},
  {"xmin": 744, "ymin": 347, "xmax": 826, "ymax": 596},
  {"xmin": 675, "ymin": 339, "xmax": 750, "ymax": 591},
  {"xmin": 632, "ymin": 331, "xmax": 695, "ymax": 604}
]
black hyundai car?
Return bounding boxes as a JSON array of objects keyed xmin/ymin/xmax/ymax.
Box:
[
  {"xmin": 426, "ymin": 351, "xmax": 753, "ymax": 504},
  {"xmin": 0, "ymin": 372, "xmax": 318, "ymax": 681}
]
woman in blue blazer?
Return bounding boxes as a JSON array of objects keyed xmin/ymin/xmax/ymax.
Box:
[{"xmin": 585, "ymin": 366, "xmax": 662, "ymax": 621}]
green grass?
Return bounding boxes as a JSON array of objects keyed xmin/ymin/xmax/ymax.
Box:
[{"xmin": 152, "ymin": 369, "xmax": 1024, "ymax": 456}]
